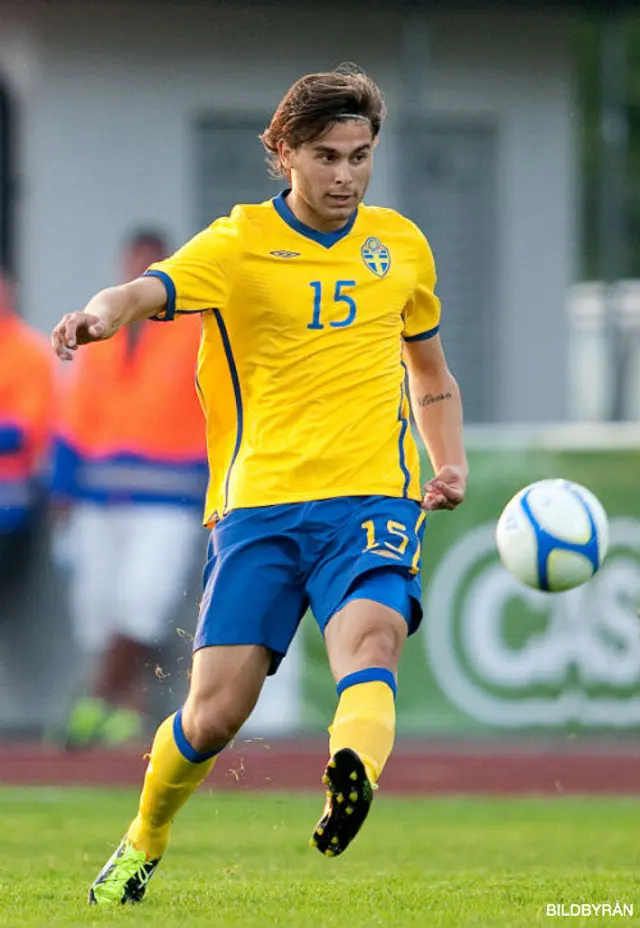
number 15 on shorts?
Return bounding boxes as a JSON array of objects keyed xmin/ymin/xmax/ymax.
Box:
[{"xmin": 361, "ymin": 514, "xmax": 425, "ymax": 574}]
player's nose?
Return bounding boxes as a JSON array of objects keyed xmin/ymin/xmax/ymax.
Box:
[{"xmin": 334, "ymin": 161, "xmax": 352, "ymax": 184}]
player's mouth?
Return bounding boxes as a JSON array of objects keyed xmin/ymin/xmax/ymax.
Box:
[{"xmin": 327, "ymin": 193, "xmax": 355, "ymax": 207}]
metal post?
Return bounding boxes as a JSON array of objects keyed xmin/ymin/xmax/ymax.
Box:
[{"xmin": 598, "ymin": 13, "xmax": 628, "ymax": 421}]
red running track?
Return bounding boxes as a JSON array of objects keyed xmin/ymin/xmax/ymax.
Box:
[{"xmin": 1, "ymin": 741, "xmax": 640, "ymax": 795}]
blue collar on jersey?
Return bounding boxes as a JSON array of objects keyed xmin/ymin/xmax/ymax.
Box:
[{"xmin": 272, "ymin": 189, "xmax": 358, "ymax": 249}]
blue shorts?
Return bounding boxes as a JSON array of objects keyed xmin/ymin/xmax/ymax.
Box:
[{"xmin": 194, "ymin": 495, "xmax": 427, "ymax": 674}]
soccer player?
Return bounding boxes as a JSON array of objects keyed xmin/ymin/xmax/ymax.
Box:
[{"xmin": 51, "ymin": 64, "xmax": 467, "ymax": 906}]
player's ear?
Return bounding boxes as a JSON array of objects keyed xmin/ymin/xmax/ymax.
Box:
[{"xmin": 278, "ymin": 140, "xmax": 294, "ymax": 173}]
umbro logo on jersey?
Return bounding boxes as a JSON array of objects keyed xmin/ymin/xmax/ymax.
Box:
[{"xmin": 270, "ymin": 250, "xmax": 301, "ymax": 258}]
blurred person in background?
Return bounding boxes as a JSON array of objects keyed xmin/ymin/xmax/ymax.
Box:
[
  {"xmin": 52, "ymin": 229, "xmax": 208, "ymax": 751},
  {"xmin": 0, "ymin": 268, "xmax": 55, "ymax": 607}
]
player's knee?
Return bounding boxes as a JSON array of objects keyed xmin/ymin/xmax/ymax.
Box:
[{"xmin": 182, "ymin": 698, "xmax": 251, "ymax": 754}]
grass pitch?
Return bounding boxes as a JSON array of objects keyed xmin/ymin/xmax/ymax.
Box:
[{"xmin": 0, "ymin": 787, "xmax": 639, "ymax": 927}]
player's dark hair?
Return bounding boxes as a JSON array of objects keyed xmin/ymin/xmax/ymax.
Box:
[{"xmin": 260, "ymin": 64, "xmax": 386, "ymax": 178}]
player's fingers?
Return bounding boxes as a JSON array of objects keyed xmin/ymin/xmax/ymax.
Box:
[
  {"xmin": 432, "ymin": 479, "xmax": 465, "ymax": 503},
  {"xmin": 421, "ymin": 493, "xmax": 446, "ymax": 511},
  {"xmin": 63, "ymin": 315, "xmax": 80, "ymax": 348},
  {"xmin": 422, "ymin": 491, "xmax": 460, "ymax": 511},
  {"xmin": 424, "ymin": 487, "xmax": 464, "ymax": 509},
  {"xmin": 438, "ymin": 499, "xmax": 458, "ymax": 511},
  {"xmin": 51, "ymin": 323, "xmax": 74, "ymax": 361},
  {"xmin": 442, "ymin": 485, "xmax": 465, "ymax": 503}
]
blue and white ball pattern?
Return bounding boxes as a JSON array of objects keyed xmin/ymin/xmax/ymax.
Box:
[{"xmin": 495, "ymin": 479, "xmax": 609, "ymax": 592}]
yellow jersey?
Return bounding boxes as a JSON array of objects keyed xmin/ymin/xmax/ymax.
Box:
[{"xmin": 146, "ymin": 191, "xmax": 440, "ymax": 525}]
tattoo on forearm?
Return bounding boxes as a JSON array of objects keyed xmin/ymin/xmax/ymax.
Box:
[{"xmin": 418, "ymin": 392, "xmax": 452, "ymax": 408}]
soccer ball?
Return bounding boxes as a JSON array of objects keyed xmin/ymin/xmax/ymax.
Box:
[{"xmin": 495, "ymin": 478, "xmax": 609, "ymax": 592}]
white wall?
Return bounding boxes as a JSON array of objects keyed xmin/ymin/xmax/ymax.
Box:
[
  {"xmin": 1, "ymin": 1, "xmax": 575, "ymax": 423},
  {"xmin": 426, "ymin": 10, "xmax": 576, "ymax": 421}
]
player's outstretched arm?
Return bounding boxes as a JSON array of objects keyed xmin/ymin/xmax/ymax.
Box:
[
  {"xmin": 404, "ymin": 334, "xmax": 468, "ymax": 511},
  {"xmin": 51, "ymin": 275, "xmax": 168, "ymax": 361}
]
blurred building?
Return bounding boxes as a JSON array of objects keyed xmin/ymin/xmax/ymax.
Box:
[
  {"xmin": 0, "ymin": 0, "xmax": 605, "ymax": 425},
  {"xmin": 2, "ymin": 1, "xmax": 639, "ymax": 741}
]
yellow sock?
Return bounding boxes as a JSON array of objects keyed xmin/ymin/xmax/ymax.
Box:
[
  {"xmin": 328, "ymin": 677, "xmax": 396, "ymax": 785},
  {"xmin": 127, "ymin": 711, "xmax": 216, "ymax": 860}
]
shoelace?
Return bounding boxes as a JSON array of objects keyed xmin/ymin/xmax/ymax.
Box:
[{"xmin": 92, "ymin": 846, "xmax": 151, "ymax": 904}]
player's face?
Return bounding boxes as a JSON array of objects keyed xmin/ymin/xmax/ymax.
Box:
[{"xmin": 281, "ymin": 120, "xmax": 375, "ymax": 231}]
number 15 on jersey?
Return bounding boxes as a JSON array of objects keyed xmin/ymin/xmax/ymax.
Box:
[{"xmin": 308, "ymin": 280, "xmax": 357, "ymax": 330}]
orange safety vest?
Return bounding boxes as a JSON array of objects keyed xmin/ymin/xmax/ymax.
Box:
[
  {"xmin": 53, "ymin": 315, "xmax": 207, "ymax": 507},
  {"xmin": 0, "ymin": 313, "xmax": 55, "ymax": 531}
]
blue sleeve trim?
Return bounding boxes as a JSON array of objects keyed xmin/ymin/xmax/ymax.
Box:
[
  {"xmin": 0, "ymin": 425, "xmax": 24, "ymax": 454},
  {"xmin": 403, "ymin": 324, "xmax": 439, "ymax": 343},
  {"xmin": 336, "ymin": 667, "xmax": 397, "ymax": 698},
  {"xmin": 173, "ymin": 709, "xmax": 222, "ymax": 764},
  {"xmin": 144, "ymin": 269, "xmax": 177, "ymax": 322}
]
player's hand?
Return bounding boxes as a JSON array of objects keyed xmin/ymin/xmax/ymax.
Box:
[
  {"xmin": 51, "ymin": 311, "xmax": 109, "ymax": 361},
  {"xmin": 422, "ymin": 464, "xmax": 467, "ymax": 511}
]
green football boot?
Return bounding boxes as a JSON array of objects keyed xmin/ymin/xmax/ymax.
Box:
[{"xmin": 89, "ymin": 837, "xmax": 160, "ymax": 905}]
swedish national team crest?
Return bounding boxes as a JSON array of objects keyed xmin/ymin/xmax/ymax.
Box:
[{"xmin": 361, "ymin": 237, "xmax": 391, "ymax": 278}]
